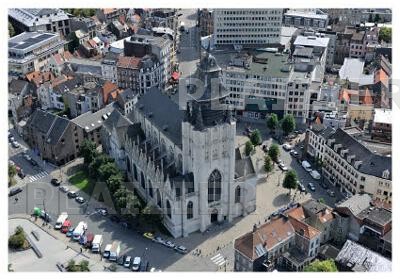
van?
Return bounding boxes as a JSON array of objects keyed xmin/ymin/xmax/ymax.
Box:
[
  {"xmin": 301, "ymin": 161, "xmax": 312, "ymax": 172},
  {"xmin": 103, "ymin": 244, "xmax": 112, "ymax": 258},
  {"xmin": 84, "ymin": 233, "xmax": 94, "ymax": 248},
  {"xmin": 310, "ymin": 170, "xmax": 321, "ymax": 180},
  {"xmin": 109, "ymin": 241, "xmax": 121, "ymax": 261},
  {"xmin": 54, "ymin": 212, "xmax": 68, "ymax": 230},
  {"xmin": 92, "ymin": 235, "xmax": 103, "ymax": 253},
  {"xmin": 72, "ymin": 221, "xmax": 87, "ymax": 241}
]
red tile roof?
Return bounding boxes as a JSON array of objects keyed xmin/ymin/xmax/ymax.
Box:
[
  {"xmin": 25, "ymin": 71, "xmax": 55, "ymax": 87},
  {"xmin": 102, "ymin": 81, "xmax": 118, "ymax": 104},
  {"xmin": 288, "ymin": 216, "xmax": 320, "ymax": 239},
  {"xmin": 287, "ymin": 206, "xmax": 306, "ymax": 221},
  {"xmin": 234, "ymin": 218, "xmax": 295, "ymax": 260},
  {"xmin": 374, "ymin": 69, "xmax": 389, "ymax": 88},
  {"xmin": 117, "ymin": 56, "xmax": 141, "ymax": 69}
]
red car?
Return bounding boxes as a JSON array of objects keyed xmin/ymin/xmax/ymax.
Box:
[{"xmin": 61, "ymin": 220, "xmax": 72, "ymax": 233}]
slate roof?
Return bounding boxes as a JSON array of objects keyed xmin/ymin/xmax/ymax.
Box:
[
  {"xmin": 336, "ymin": 194, "xmax": 372, "ymax": 216},
  {"xmin": 132, "ymin": 87, "xmax": 184, "ymax": 146},
  {"xmin": 118, "ymin": 88, "xmax": 137, "ymax": 103},
  {"xmin": 336, "ymin": 240, "xmax": 391, "ymax": 272},
  {"xmin": 71, "ymin": 105, "xmax": 115, "ymax": 132},
  {"xmin": 47, "ymin": 117, "xmax": 69, "ymax": 145},
  {"xmin": 25, "ymin": 109, "xmax": 70, "ymax": 145},
  {"xmin": 357, "ymin": 207, "xmax": 391, "ymax": 227},
  {"xmin": 9, "ymin": 79, "xmax": 29, "ymax": 95},
  {"xmin": 327, "ymin": 128, "xmax": 392, "ymax": 179}
]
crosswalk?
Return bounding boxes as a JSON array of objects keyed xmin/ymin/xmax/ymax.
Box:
[
  {"xmin": 28, "ymin": 171, "xmax": 49, "ymax": 183},
  {"xmin": 210, "ymin": 253, "xmax": 226, "ymax": 266}
]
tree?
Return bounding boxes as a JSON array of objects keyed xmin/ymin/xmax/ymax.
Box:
[
  {"xmin": 318, "ymin": 198, "xmax": 326, "ymax": 204},
  {"xmin": 264, "ymin": 155, "xmax": 273, "ymax": 175},
  {"xmin": 283, "ymin": 170, "xmax": 298, "ymax": 194},
  {"xmin": 9, "ymin": 164, "xmax": 17, "ymax": 178},
  {"xmin": 79, "ymin": 260, "xmax": 90, "ymax": 272},
  {"xmin": 88, "ymin": 154, "xmax": 114, "ymax": 178},
  {"xmin": 98, "ymin": 162, "xmax": 119, "ymax": 182},
  {"xmin": 66, "ymin": 260, "xmax": 77, "ymax": 272},
  {"xmin": 125, "ymin": 192, "xmax": 142, "ymax": 216},
  {"xmin": 245, "ymin": 141, "xmax": 254, "ymax": 156},
  {"xmin": 268, "ymin": 144, "xmax": 280, "ymax": 163},
  {"xmin": 281, "ymin": 114, "xmax": 296, "ymax": 136},
  {"xmin": 79, "ymin": 139, "xmax": 97, "ymax": 165},
  {"xmin": 113, "ymin": 187, "xmax": 129, "ymax": 209},
  {"xmin": 106, "ymin": 173, "xmax": 124, "ymax": 194},
  {"xmin": 140, "ymin": 204, "xmax": 163, "ymax": 230},
  {"xmin": 250, "ymin": 129, "xmax": 262, "ymax": 146},
  {"xmin": 267, "ymin": 113, "xmax": 279, "ymax": 132},
  {"xmin": 374, "ymin": 13, "xmax": 381, "ymax": 23},
  {"xmin": 8, "ymin": 22, "xmax": 15, "ymax": 37},
  {"xmin": 379, "ymin": 27, "xmax": 391, "ymax": 43},
  {"xmin": 8, "ymin": 226, "xmax": 28, "ymax": 250},
  {"xmin": 304, "ymin": 259, "xmax": 338, "ymax": 272}
]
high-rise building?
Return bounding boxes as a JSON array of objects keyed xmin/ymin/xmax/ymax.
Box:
[{"xmin": 213, "ymin": 9, "xmax": 283, "ymax": 49}]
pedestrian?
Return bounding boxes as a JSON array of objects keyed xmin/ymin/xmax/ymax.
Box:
[{"xmin": 14, "ymin": 197, "xmax": 18, "ymax": 203}]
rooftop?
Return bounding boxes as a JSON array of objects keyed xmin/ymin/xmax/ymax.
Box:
[
  {"xmin": 357, "ymin": 207, "xmax": 391, "ymax": 227},
  {"xmin": 285, "ymin": 9, "xmax": 328, "ymax": 20},
  {"xmin": 71, "ymin": 105, "xmax": 115, "ymax": 132},
  {"xmin": 373, "ymin": 108, "xmax": 392, "ymax": 125},
  {"xmin": 294, "ymin": 35, "xmax": 330, "ymax": 48},
  {"xmin": 336, "ymin": 240, "xmax": 391, "ymax": 272},
  {"xmin": 336, "ymin": 194, "xmax": 372, "ymax": 216},
  {"xmin": 221, "ymin": 50, "xmax": 291, "ymax": 78},
  {"xmin": 339, "ymin": 58, "xmax": 374, "ymax": 85},
  {"xmin": 9, "ymin": 32, "xmax": 59, "ymax": 53},
  {"xmin": 9, "ymin": 8, "xmax": 69, "ymax": 28},
  {"xmin": 234, "ymin": 218, "xmax": 295, "ymax": 260}
]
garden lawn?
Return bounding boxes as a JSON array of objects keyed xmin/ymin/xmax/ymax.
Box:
[{"xmin": 68, "ymin": 170, "xmax": 94, "ymax": 194}]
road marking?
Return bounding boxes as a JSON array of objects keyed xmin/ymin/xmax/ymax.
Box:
[
  {"xmin": 210, "ymin": 253, "xmax": 226, "ymax": 266},
  {"xmin": 28, "ymin": 171, "xmax": 48, "ymax": 182}
]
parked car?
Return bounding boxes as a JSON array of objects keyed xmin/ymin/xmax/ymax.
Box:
[
  {"xmin": 131, "ymin": 257, "xmax": 141, "ymax": 271},
  {"xmin": 174, "ymin": 245, "xmax": 188, "ymax": 254},
  {"xmin": 289, "ymin": 150, "xmax": 299, "ymax": 157},
  {"xmin": 124, "ymin": 256, "xmax": 132, "ymax": 268},
  {"xmin": 297, "ymin": 181, "xmax": 306, "ymax": 192},
  {"xmin": 163, "ymin": 240, "xmax": 175, "ymax": 249},
  {"xmin": 66, "ymin": 227, "xmax": 75, "ymax": 237},
  {"xmin": 96, "ymin": 208, "xmax": 108, "ymax": 216},
  {"xmin": 278, "ymin": 163, "xmax": 288, "ymax": 171},
  {"xmin": 11, "ymin": 141, "xmax": 20, "ymax": 148},
  {"xmin": 282, "ymin": 144, "xmax": 293, "ymax": 151},
  {"xmin": 307, "ymin": 183, "xmax": 316, "ymax": 191},
  {"xmin": 23, "ymin": 153, "xmax": 32, "ymax": 161},
  {"xmin": 59, "ymin": 186, "xmax": 69, "ymax": 193},
  {"xmin": 139, "ymin": 260, "xmax": 149, "ymax": 272},
  {"xmin": 17, "ymin": 169, "xmax": 26, "ymax": 179},
  {"xmin": 40, "ymin": 211, "xmax": 52, "ymax": 222},
  {"xmin": 75, "ymin": 196, "xmax": 86, "ymax": 204},
  {"xmin": 153, "ymin": 236, "xmax": 165, "ymax": 244},
  {"xmin": 9, "ymin": 187, "xmax": 23, "ymax": 197},
  {"xmin": 143, "ymin": 232, "xmax": 154, "ymax": 240},
  {"xmin": 51, "ymin": 178, "xmax": 61, "ymax": 186},
  {"xmin": 117, "ymin": 256, "xmax": 125, "ymax": 265},
  {"xmin": 327, "ymin": 189, "xmax": 335, "ymax": 197},
  {"xmin": 67, "ymin": 191, "xmax": 78, "ymax": 198}
]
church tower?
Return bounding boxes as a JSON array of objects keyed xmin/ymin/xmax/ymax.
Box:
[{"xmin": 181, "ymin": 49, "xmax": 237, "ymax": 234}]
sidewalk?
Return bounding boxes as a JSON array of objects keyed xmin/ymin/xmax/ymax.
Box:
[{"xmin": 8, "ymin": 217, "xmax": 109, "ymax": 272}]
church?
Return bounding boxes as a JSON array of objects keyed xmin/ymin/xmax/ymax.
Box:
[{"xmin": 101, "ymin": 51, "xmax": 257, "ymax": 238}]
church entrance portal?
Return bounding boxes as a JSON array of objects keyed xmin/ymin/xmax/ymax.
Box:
[{"xmin": 210, "ymin": 209, "xmax": 218, "ymax": 223}]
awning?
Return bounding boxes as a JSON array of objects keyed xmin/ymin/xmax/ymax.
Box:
[{"xmin": 171, "ymin": 72, "xmax": 180, "ymax": 80}]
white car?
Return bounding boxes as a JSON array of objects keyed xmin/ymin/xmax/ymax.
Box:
[
  {"xmin": 59, "ymin": 186, "xmax": 69, "ymax": 193},
  {"xmin": 124, "ymin": 256, "xmax": 132, "ymax": 268},
  {"xmin": 282, "ymin": 144, "xmax": 293, "ymax": 151},
  {"xmin": 75, "ymin": 196, "xmax": 86, "ymax": 204},
  {"xmin": 131, "ymin": 257, "xmax": 141, "ymax": 271},
  {"xmin": 163, "ymin": 240, "xmax": 175, "ymax": 249},
  {"xmin": 152, "ymin": 236, "xmax": 165, "ymax": 244},
  {"xmin": 23, "ymin": 153, "xmax": 32, "ymax": 161}
]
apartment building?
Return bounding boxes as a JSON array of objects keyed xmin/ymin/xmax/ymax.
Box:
[
  {"xmin": 322, "ymin": 128, "xmax": 392, "ymax": 202},
  {"xmin": 213, "ymin": 9, "xmax": 283, "ymax": 49},
  {"xmin": 283, "ymin": 9, "xmax": 328, "ymax": 30},
  {"xmin": 8, "ymin": 8, "xmax": 70, "ymax": 38},
  {"xmin": 8, "ymin": 32, "xmax": 65, "ymax": 76},
  {"xmin": 101, "ymin": 52, "xmax": 120, "ymax": 84}
]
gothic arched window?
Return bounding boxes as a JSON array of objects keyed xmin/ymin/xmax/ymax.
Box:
[
  {"xmin": 166, "ymin": 200, "xmax": 171, "ymax": 219},
  {"xmin": 235, "ymin": 186, "xmax": 241, "ymax": 203},
  {"xmin": 148, "ymin": 180, "xmax": 153, "ymax": 198},
  {"xmin": 208, "ymin": 169, "xmax": 222, "ymax": 203},
  {"xmin": 187, "ymin": 201, "xmax": 193, "ymax": 219}
]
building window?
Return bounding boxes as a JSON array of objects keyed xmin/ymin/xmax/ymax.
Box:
[
  {"xmin": 187, "ymin": 201, "xmax": 193, "ymax": 219},
  {"xmin": 166, "ymin": 200, "xmax": 171, "ymax": 219},
  {"xmin": 148, "ymin": 180, "xmax": 153, "ymax": 198},
  {"xmin": 235, "ymin": 186, "xmax": 241, "ymax": 203},
  {"xmin": 208, "ymin": 169, "xmax": 222, "ymax": 202}
]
